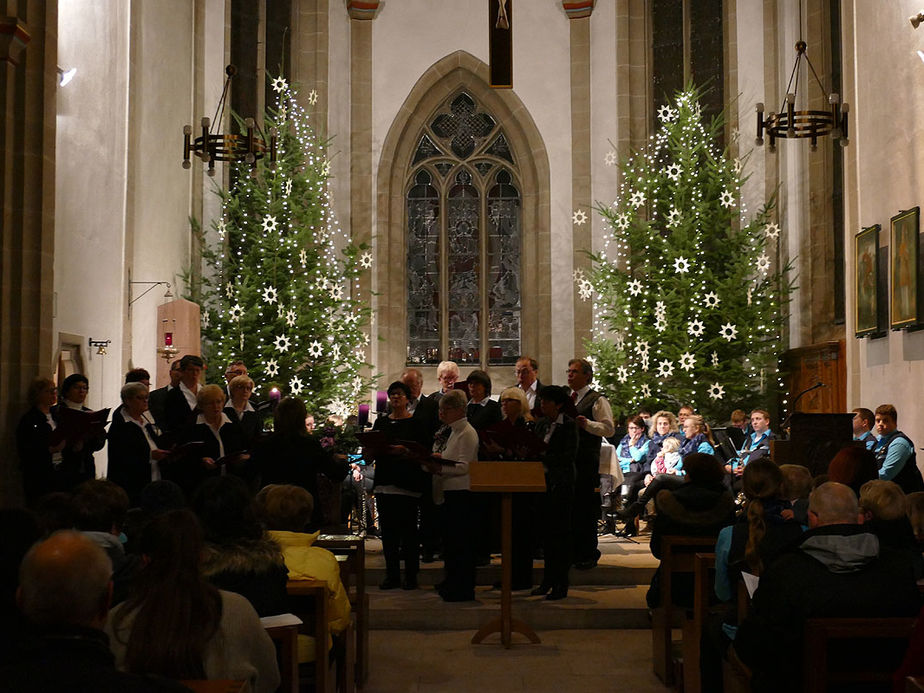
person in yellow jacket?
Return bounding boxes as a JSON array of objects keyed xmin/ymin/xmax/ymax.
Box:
[{"xmin": 257, "ymin": 484, "xmax": 351, "ymax": 661}]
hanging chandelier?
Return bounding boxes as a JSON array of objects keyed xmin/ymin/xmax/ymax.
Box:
[
  {"xmin": 755, "ymin": 39, "xmax": 848, "ymax": 152},
  {"xmin": 182, "ymin": 65, "xmax": 277, "ymax": 177}
]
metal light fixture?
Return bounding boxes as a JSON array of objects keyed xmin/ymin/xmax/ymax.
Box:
[
  {"xmin": 755, "ymin": 13, "xmax": 849, "ymax": 152},
  {"xmin": 89, "ymin": 338, "xmax": 111, "ymax": 356},
  {"xmin": 911, "ymin": 11, "xmax": 924, "ymax": 29},
  {"xmin": 157, "ymin": 319, "xmax": 179, "ymax": 362},
  {"xmin": 182, "ymin": 65, "xmax": 277, "ymax": 177},
  {"xmin": 57, "ymin": 66, "xmax": 76, "ymax": 87}
]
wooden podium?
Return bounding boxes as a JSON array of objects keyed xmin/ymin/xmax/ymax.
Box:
[
  {"xmin": 469, "ymin": 461, "xmax": 546, "ymax": 648},
  {"xmin": 770, "ymin": 412, "xmax": 854, "ymax": 475}
]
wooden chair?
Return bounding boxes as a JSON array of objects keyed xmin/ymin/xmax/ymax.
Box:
[
  {"xmin": 286, "ymin": 579, "xmax": 334, "ymax": 693},
  {"xmin": 679, "ymin": 552, "xmax": 720, "ymax": 693},
  {"xmin": 651, "ymin": 535, "xmax": 719, "ymax": 686},
  {"xmin": 263, "ymin": 618, "xmax": 301, "ymax": 693},
  {"xmin": 316, "ymin": 534, "xmax": 367, "ymax": 688},
  {"xmin": 802, "ymin": 617, "xmax": 916, "ymax": 693}
]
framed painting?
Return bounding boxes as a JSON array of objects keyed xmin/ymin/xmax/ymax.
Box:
[
  {"xmin": 855, "ymin": 225, "xmax": 880, "ymax": 337},
  {"xmin": 890, "ymin": 207, "xmax": 919, "ymax": 329}
]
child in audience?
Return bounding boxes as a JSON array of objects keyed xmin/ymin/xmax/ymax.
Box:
[
  {"xmin": 859, "ymin": 480, "xmax": 920, "ymax": 554},
  {"xmin": 779, "ymin": 464, "xmax": 812, "ymax": 525}
]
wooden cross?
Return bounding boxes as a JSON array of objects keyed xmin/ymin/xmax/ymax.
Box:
[{"xmin": 489, "ymin": 0, "xmax": 512, "ymax": 88}]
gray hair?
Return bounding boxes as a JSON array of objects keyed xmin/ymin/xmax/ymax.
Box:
[
  {"xmin": 120, "ymin": 381, "xmax": 148, "ymax": 402},
  {"xmin": 439, "ymin": 389, "xmax": 468, "ymax": 411},
  {"xmin": 436, "ymin": 361, "xmax": 460, "ymax": 378},
  {"xmin": 19, "ymin": 531, "xmax": 112, "ymax": 627}
]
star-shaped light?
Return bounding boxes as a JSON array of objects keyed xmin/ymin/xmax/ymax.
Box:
[
  {"xmin": 708, "ymin": 383, "xmax": 725, "ymax": 400},
  {"xmin": 627, "ymin": 278, "xmax": 643, "ymax": 296},
  {"xmin": 261, "ymin": 215, "xmax": 278, "ymax": 233},
  {"xmin": 360, "ymin": 251, "xmax": 373, "ymax": 269},
  {"xmin": 265, "ymin": 359, "xmax": 279, "ymax": 377},
  {"xmin": 614, "ymin": 212, "xmax": 631, "ymax": 230},
  {"xmin": 284, "ymin": 179, "xmax": 293, "ymax": 196},
  {"xmin": 274, "ymin": 334, "xmax": 291, "ymax": 353},
  {"xmin": 747, "ymin": 287, "xmax": 753, "ymax": 306},
  {"xmin": 307, "ymin": 89, "xmax": 319, "ymax": 105},
  {"xmin": 635, "ymin": 340, "xmax": 650, "ymax": 356},
  {"xmin": 225, "ymin": 282, "xmax": 235, "ymax": 299},
  {"xmin": 289, "ymin": 376, "xmax": 304, "ymax": 395},
  {"xmin": 641, "ymin": 353, "xmax": 650, "ymax": 371},
  {"xmin": 604, "ymin": 151, "xmax": 617, "ymax": 167},
  {"xmin": 355, "ymin": 348, "xmax": 366, "ymax": 361},
  {"xmin": 657, "ymin": 104, "xmax": 677, "ymax": 122},
  {"xmin": 616, "ymin": 366, "xmax": 629, "ymax": 383},
  {"xmin": 331, "ymin": 343, "xmax": 341, "ymax": 360},
  {"xmin": 666, "ymin": 163, "xmax": 681, "ymax": 182},
  {"xmin": 630, "ymin": 190, "xmax": 646, "ymax": 208},
  {"xmin": 315, "ymin": 275, "xmax": 329, "ymax": 291},
  {"xmin": 756, "ymin": 253, "xmax": 771, "ymax": 274},
  {"xmin": 285, "ymin": 308, "xmax": 297, "ymax": 327},
  {"xmin": 572, "ymin": 209, "xmax": 588, "ymax": 226},
  {"xmin": 656, "ymin": 360, "xmax": 674, "ymax": 379},
  {"xmin": 666, "ymin": 207, "xmax": 681, "ymax": 227},
  {"xmin": 654, "ymin": 300, "xmax": 666, "ymax": 318},
  {"xmin": 329, "ymin": 284, "xmax": 344, "ymax": 300},
  {"xmin": 328, "ymin": 399, "xmax": 350, "ymax": 418},
  {"xmin": 216, "ymin": 218, "xmax": 227, "ymax": 240},
  {"xmin": 679, "ymin": 352, "xmax": 696, "ymax": 372},
  {"xmin": 654, "ymin": 317, "xmax": 667, "ymax": 333},
  {"xmin": 299, "ymin": 248, "xmax": 308, "ymax": 267},
  {"xmin": 578, "ymin": 280, "xmax": 593, "ymax": 301},
  {"xmin": 262, "ymin": 285, "xmax": 278, "ymax": 304},
  {"xmin": 673, "ymin": 256, "xmax": 691, "ymax": 274},
  {"xmin": 271, "ymin": 76, "xmax": 288, "ymax": 93},
  {"xmin": 731, "ymin": 127, "xmax": 740, "ymax": 141},
  {"xmin": 321, "ymin": 161, "xmax": 331, "ymax": 177},
  {"xmin": 229, "ymin": 303, "xmax": 244, "ymax": 321},
  {"xmin": 733, "ymin": 157, "xmax": 742, "ymax": 174},
  {"xmin": 688, "ymin": 319, "xmax": 705, "ymax": 338},
  {"xmin": 704, "ymin": 292, "xmax": 720, "ymax": 309},
  {"xmin": 640, "ymin": 383, "xmax": 652, "ymax": 398},
  {"xmin": 711, "ymin": 351, "xmax": 720, "ymax": 366},
  {"xmin": 201, "ymin": 311, "xmax": 210, "ymax": 328},
  {"xmin": 276, "ymin": 303, "xmax": 286, "ymax": 319},
  {"xmin": 720, "ymin": 190, "xmax": 735, "ymax": 208},
  {"xmin": 720, "ymin": 322, "xmax": 738, "ymax": 341},
  {"xmin": 573, "ymin": 268, "xmax": 585, "ymax": 283},
  {"xmin": 765, "ymin": 222, "xmax": 780, "ymax": 240},
  {"xmin": 308, "ymin": 340, "xmax": 323, "ymax": 358}
]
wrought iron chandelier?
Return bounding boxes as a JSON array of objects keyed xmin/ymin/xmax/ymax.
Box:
[
  {"xmin": 755, "ymin": 16, "xmax": 848, "ymax": 152},
  {"xmin": 182, "ymin": 65, "xmax": 277, "ymax": 177}
]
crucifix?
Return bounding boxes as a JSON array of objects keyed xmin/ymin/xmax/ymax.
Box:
[{"xmin": 489, "ymin": 0, "xmax": 512, "ymax": 88}]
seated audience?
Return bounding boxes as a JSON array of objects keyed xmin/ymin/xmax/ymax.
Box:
[
  {"xmin": 645, "ymin": 410, "xmax": 684, "ymax": 466},
  {"xmin": 193, "ymin": 475, "xmax": 289, "ymax": 617},
  {"xmin": 873, "ymin": 404, "xmax": 924, "ymax": 493},
  {"xmin": 908, "ymin": 491, "xmax": 924, "ymax": 550},
  {"xmin": 121, "ymin": 480, "xmax": 187, "ymax": 555},
  {"xmin": 779, "ymin": 463, "xmax": 813, "ymax": 526},
  {"xmin": 646, "ymin": 453, "xmax": 735, "ymax": 608},
  {"xmin": 826, "ymin": 444, "xmax": 879, "ymax": 496},
  {"xmin": 33, "ymin": 491, "xmax": 76, "ymax": 536},
  {"xmin": 106, "ymin": 510, "xmax": 279, "ymax": 692},
  {"xmin": 107, "ymin": 382, "xmax": 168, "ymax": 506},
  {"xmin": 859, "ymin": 479, "xmax": 920, "ymax": 556},
  {"xmin": 4, "ymin": 531, "xmax": 187, "ymax": 692},
  {"xmin": 852, "ymin": 407, "xmax": 876, "ymax": 450},
  {"xmin": 614, "ymin": 414, "xmax": 650, "ymax": 511},
  {"xmin": 733, "ymin": 482, "xmax": 923, "ymax": 692},
  {"xmin": 0, "ymin": 508, "xmax": 41, "ymax": 665},
  {"xmin": 71, "ymin": 480, "xmax": 139, "ymax": 605},
  {"xmin": 257, "ymin": 484, "xmax": 351, "ymax": 650}
]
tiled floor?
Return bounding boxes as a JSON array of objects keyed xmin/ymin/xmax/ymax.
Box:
[{"xmin": 365, "ymin": 629, "xmax": 667, "ymax": 692}]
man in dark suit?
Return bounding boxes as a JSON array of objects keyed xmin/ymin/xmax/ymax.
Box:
[
  {"xmin": 401, "ymin": 368, "xmax": 440, "ymax": 437},
  {"xmin": 162, "ymin": 355, "xmax": 204, "ymax": 435},
  {"xmin": 147, "ymin": 359, "xmax": 181, "ymax": 430},
  {"xmin": 514, "ymin": 355, "xmax": 543, "ymax": 419}
]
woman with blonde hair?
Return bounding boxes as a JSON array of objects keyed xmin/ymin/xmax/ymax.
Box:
[{"xmin": 646, "ymin": 410, "xmax": 683, "ymax": 466}]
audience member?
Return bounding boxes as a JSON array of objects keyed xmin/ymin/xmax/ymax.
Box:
[
  {"xmin": 193, "ymin": 475, "xmax": 288, "ymax": 617},
  {"xmin": 779, "ymin": 463, "xmax": 813, "ymax": 525},
  {"xmin": 826, "ymin": 444, "xmax": 879, "ymax": 496},
  {"xmin": 645, "ymin": 410, "xmax": 683, "ymax": 466},
  {"xmin": 252, "ymin": 396, "xmax": 348, "ymax": 529},
  {"xmin": 257, "ymin": 485, "xmax": 351, "ymax": 649},
  {"xmin": 677, "ymin": 405, "xmax": 694, "ymax": 426},
  {"xmin": 71, "ymin": 479, "xmax": 138, "ymax": 605},
  {"xmin": 733, "ymin": 482, "xmax": 922, "ymax": 692},
  {"xmin": 121, "ymin": 480, "xmax": 187, "ymax": 555},
  {"xmin": 4, "ymin": 531, "xmax": 187, "ymax": 692},
  {"xmin": 0, "ymin": 508, "xmax": 41, "ymax": 664},
  {"xmin": 852, "ymin": 407, "xmax": 876, "ymax": 450},
  {"xmin": 567, "ymin": 358, "xmax": 615, "ymax": 569},
  {"xmin": 33, "ymin": 491, "xmax": 76, "ymax": 536},
  {"xmin": 647, "ymin": 453, "xmax": 735, "ymax": 608},
  {"xmin": 908, "ymin": 491, "xmax": 924, "ymax": 549},
  {"xmin": 873, "ymin": 404, "xmax": 924, "ymax": 493},
  {"xmin": 106, "ymin": 510, "xmax": 279, "ymax": 692},
  {"xmin": 859, "ymin": 479, "xmax": 920, "ymax": 556},
  {"xmin": 611, "ymin": 414, "xmax": 650, "ymax": 528}
]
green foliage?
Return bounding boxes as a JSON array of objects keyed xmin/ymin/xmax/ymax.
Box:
[
  {"xmin": 196, "ymin": 78, "xmax": 375, "ymax": 418},
  {"xmin": 584, "ymin": 87, "xmax": 794, "ymax": 421}
]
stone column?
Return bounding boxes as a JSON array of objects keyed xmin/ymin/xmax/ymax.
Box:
[{"xmin": 0, "ymin": 4, "xmax": 57, "ymax": 506}]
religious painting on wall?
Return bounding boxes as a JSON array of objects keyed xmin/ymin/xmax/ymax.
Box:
[
  {"xmin": 855, "ymin": 224, "xmax": 880, "ymax": 337},
  {"xmin": 889, "ymin": 207, "xmax": 920, "ymax": 329}
]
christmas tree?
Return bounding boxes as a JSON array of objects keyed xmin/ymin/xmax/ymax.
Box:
[
  {"xmin": 581, "ymin": 87, "xmax": 793, "ymax": 421},
  {"xmin": 195, "ymin": 76, "xmax": 374, "ymax": 419}
]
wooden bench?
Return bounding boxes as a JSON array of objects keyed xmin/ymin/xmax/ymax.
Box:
[
  {"xmin": 286, "ymin": 578, "xmax": 334, "ymax": 693},
  {"xmin": 316, "ymin": 534, "xmax": 368, "ymax": 688},
  {"xmin": 678, "ymin": 552, "xmax": 721, "ymax": 693},
  {"xmin": 651, "ymin": 535, "xmax": 719, "ymax": 686},
  {"xmin": 179, "ymin": 681, "xmax": 248, "ymax": 693}
]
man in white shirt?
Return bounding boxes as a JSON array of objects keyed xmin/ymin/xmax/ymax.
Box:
[
  {"xmin": 567, "ymin": 358, "xmax": 615, "ymax": 569},
  {"xmin": 514, "ymin": 356, "xmax": 543, "ymax": 415},
  {"xmin": 163, "ymin": 355, "xmax": 204, "ymax": 433}
]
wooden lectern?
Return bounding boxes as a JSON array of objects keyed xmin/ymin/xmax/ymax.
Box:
[
  {"xmin": 770, "ymin": 412, "xmax": 855, "ymax": 475},
  {"xmin": 469, "ymin": 461, "xmax": 546, "ymax": 648}
]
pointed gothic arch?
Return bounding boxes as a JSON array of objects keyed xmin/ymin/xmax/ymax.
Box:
[{"xmin": 376, "ymin": 51, "xmax": 551, "ymax": 380}]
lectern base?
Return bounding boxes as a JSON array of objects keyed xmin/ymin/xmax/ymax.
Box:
[{"xmin": 471, "ymin": 616, "xmax": 541, "ymax": 648}]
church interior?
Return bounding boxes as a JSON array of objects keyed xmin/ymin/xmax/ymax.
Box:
[{"xmin": 2, "ymin": 1, "xmax": 924, "ymax": 691}]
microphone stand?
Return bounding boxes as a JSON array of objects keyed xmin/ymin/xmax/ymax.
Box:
[{"xmin": 780, "ymin": 382, "xmax": 825, "ymax": 436}]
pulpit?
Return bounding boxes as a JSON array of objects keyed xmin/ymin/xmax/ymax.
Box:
[
  {"xmin": 770, "ymin": 412, "xmax": 854, "ymax": 475},
  {"xmin": 469, "ymin": 461, "xmax": 546, "ymax": 648}
]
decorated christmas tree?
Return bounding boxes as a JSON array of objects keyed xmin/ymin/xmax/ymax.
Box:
[
  {"xmin": 196, "ymin": 76, "xmax": 374, "ymax": 418},
  {"xmin": 581, "ymin": 87, "xmax": 793, "ymax": 421}
]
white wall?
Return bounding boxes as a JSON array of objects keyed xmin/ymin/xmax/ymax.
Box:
[{"xmin": 844, "ymin": 0, "xmax": 924, "ymax": 453}]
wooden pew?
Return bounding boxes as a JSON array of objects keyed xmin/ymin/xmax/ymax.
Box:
[
  {"xmin": 179, "ymin": 681, "xmax": 248, "ymax": 693},
  {"xmin": 651, "ymin": 535, "xmax": 719, "ymax": 686},
  {"xmin": 680, "ymin": 552, "xmax": 719, "ymax": 693},
  {"xmin": 262, "ymin": 616, "xmax": 301, "ymax": 693},
  {"xmin": 286, "ymin": 578, "xmax": 334, "ymax": 693},
  {"xmin": 316, "ymin": 534, "xmax": 368, "ymax": 688},
  {"xmin": 802, "ymin": 617, "xmax": 916, "ymax": 693}
]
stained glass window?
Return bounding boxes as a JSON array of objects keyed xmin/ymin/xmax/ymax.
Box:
[{"xmin": 406, "ymin": 92, "xmax": 521, "ymax": 366}]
